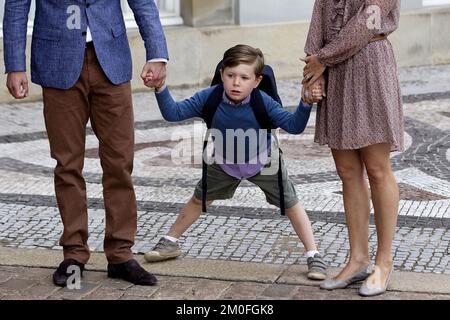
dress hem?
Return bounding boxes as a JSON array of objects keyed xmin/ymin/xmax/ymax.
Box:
[{"xmin": 314, "ymin": 138, "xmax": 404, "ymax": 153}]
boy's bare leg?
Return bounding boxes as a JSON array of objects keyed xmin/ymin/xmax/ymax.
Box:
[
  {"xmin": 286, "ymin": 202, "xmax": 327, "ymax": 280},
  {"xmin": 144, "ymin": 196, "xmax": 213, "ymax": 262},
  {"xmin": 167, "ymin": 196, "xmax": 213, "ymax": 239},
  {"xmin": 285, "ymin": 202, "xmax": 318, "ymax": 252}
]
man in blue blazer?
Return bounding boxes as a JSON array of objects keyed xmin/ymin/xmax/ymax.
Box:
[{"xmin": 3, "ymin": 0, "xmax": 169, "ymax": 287}]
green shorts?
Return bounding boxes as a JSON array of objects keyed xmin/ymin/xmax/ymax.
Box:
[{"xmin": 193, "ymin": 155, "xmax": 299, "ymax": 209}]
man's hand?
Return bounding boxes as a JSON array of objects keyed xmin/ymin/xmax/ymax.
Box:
[
  {"xmin": 7, "ymin": 72, "xmax": 29, "ymax": 99},
  {"xmin": 141, "ymin": 61, "xmax": 166, "ymax": 89}
]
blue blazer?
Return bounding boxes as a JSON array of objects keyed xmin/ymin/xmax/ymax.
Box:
[{"xmin": 3, "ymin": 0, "xmax": 169, "ymax": 89}]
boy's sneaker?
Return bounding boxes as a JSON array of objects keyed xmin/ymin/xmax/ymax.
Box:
[
  {"xmin": 144, "ymin": 237, "xmax": 182, "ymax": 262},
  {"xmin": 307, "ymin": 253, "xmax": 327, "ymax": 280}
]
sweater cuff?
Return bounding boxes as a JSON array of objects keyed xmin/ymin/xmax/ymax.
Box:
[
  {"xmin": 155, "ymin": 85, "xmax": 169, "ymax": 96},
  {"xmin": 299, "ymin": 100, "xmax": 313, "ymax": 110}
]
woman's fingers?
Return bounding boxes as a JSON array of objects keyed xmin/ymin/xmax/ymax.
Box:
[
  {"xmin": 303, "ymin": 66, "xmax": 323, "ymax": 81},
  {"xmin": 302, "ymin": 73, "xmax": 318, "ymax": 86},
  {"xmin": 312, "ymin": 93, "xmax": 323, "ymax": 101},
  {"xmin": 302, "ymin": 77, "xmax": 315, "ymax": 87},
  {"xmin": 299, "ymin": 56, "xmax": 309, "ymax": 63},
  {"xmin": 307, "ymin": 73, "xmax": 323, "ymax": 87}
]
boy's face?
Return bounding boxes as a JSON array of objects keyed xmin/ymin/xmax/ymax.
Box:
[{"xmin": 220, "ymin": 62, "xmax": 262, "ymax": 104}]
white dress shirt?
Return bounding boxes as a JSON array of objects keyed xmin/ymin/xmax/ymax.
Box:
[{"xmin": 86, "ymin": 26, "xmax": 167, "ymax": 63}]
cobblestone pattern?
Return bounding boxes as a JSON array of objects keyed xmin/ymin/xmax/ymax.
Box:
[
  {"xmin": 0, "ymin": 203, "xmax": 449, "ymax": 274},
  {"xmin": 0, "ymin": 65, "xmax": 449, "ymax": 275}
]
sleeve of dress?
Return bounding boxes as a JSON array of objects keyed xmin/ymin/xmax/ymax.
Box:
[
  {"xmin": 317, "ymin": 0, "xmax": 397, "ymax": 66},
  {"xmin": 304, "ymin": 0, "xmax": 325, "ymax": 56}
]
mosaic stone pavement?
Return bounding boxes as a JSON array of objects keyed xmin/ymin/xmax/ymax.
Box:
[{"xmin": 0, "ymin": 64, "xmax": 449, "ymax": 274}]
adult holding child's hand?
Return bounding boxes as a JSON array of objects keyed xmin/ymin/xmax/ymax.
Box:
[
  {"xmin": 300, "ymin": 57, "xmax": 326, "ymax": 106},
  {"xmin": 303, "ymin": 0, "xmax": 404, "ymax": 297},
  {"xmin": 3, "ymin": 0, "xmax": 169, "ymax": 288},
  {"xmin": 141, "ymin": 61, "xmax": 167, "ymax": 89},
  {"xmin": 301, "ymin": 79, "xmax": 325, "ymax": 105},
  {"xmin": 301, "ymin": 55, "xmax": 326, "ymax": 87}
]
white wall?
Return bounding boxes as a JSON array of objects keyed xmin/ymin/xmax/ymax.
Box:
[
  {"xmin": 2, "ymin": 0, "xmax": 450, "ymax": 31},
  {"xmin": 238, "ymin": 0, "xmax": 313, "ymax": 24},
  {"xmin": 237, "ymin": 0, "xmax": 450, "ymax": 25},
  {"xmin": 0, "ymin": 0, "xmax": 183, "ymax": 37}
]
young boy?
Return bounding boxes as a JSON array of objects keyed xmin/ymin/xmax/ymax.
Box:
[{"xmin": 144, "ymin": 44, "xmax": 327, "ymax": 280}]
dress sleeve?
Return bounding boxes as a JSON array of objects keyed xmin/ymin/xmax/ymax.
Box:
[
  {"xmin": 304, "ymin": 0, "xmax": 325, "ymax": 56},
  {"xmin": 317, "ymin": 0, "xmax": 397, "ymax": 66}
]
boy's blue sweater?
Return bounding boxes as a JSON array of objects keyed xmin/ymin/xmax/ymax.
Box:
[{"xmin": 155, "ymin": 85, "xmax": 312, "ymax": 165}]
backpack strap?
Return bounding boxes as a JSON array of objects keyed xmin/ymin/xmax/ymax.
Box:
[
  {"xmin": 202, "ymin": 84, "xmax": 224, "ymax": 129},
  {"xmin": 201, "ymin": 84, "xmax": 224, "ymax": 212},
  {"xmin": 250, "ymin": 89, "xmax": 273, "ymax": 130},
  {"xmin": 251, "ymin": 89, "xmax": 285, "ymax": 215},
  {"xmin": 277, "ymin": 149, "xmax": 285, "ymax": 216},
  {"xmin": 201, "ymin": 138, "xmax": 209, "ymax": 213}
]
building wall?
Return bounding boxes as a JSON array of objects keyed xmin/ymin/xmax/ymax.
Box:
[
  {"xmin": 1, "ymin": 1, "xmax": 450, "ymax": 103},
  {"xmin": 181, "ymin": 0, "xmax": 236, "ymax": 27},
  {"xmin": 237, "ymin": 0, "xmax": 447, "ymax": 25}
]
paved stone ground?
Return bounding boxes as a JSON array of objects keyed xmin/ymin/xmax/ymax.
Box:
[
  {"xmin": 1, "ymin": 265, "xmax": 449, "ymax": 301},
  {"xmin": 0, "ymin": 64, "xmax": 449, "ymax": 282}
]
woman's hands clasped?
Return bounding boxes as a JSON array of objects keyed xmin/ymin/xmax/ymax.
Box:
[{"xmin": 301, "ymin": 55, "xmax": 327, "ymax": 105}]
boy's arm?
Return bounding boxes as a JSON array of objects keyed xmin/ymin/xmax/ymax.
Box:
[
  {"xmin": 155, "ymin": 86, "xmax": 213, "ymax": 122},
  {"xmin": 264, "ymin": 95, "xmax": 312, "ymax": 135}
]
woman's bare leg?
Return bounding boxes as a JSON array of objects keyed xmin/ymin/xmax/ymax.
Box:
[
  {"xmin": 331, "ymin": 149, "xmax": 371, "ymax": 280},
  {"xmin": 360, "ymin": 143, "xmax": 399, "ymax": 288}
]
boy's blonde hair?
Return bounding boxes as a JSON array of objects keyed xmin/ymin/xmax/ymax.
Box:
[{"xmin": 222, "ymin": 44, "xmax": 265, "ymax": 77}]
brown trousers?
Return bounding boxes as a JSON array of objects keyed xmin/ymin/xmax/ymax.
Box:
[{"xmin": 43, "ymin": 44, "xmax": 136, "ymax": 264}]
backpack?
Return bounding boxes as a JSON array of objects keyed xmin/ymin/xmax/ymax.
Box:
[{"xmin": 200, "ymin": 60, "xmax": 286, "ymax": 215}]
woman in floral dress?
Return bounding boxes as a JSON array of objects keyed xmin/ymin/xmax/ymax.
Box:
[{"xmin": 302, "ymin": 0, "xmax": 404, "ymax": 296}]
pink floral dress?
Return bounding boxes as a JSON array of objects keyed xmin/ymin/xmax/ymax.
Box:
[{"xmin": 305, "ymin": 0, "xmax": 404, "ymax": 151}]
